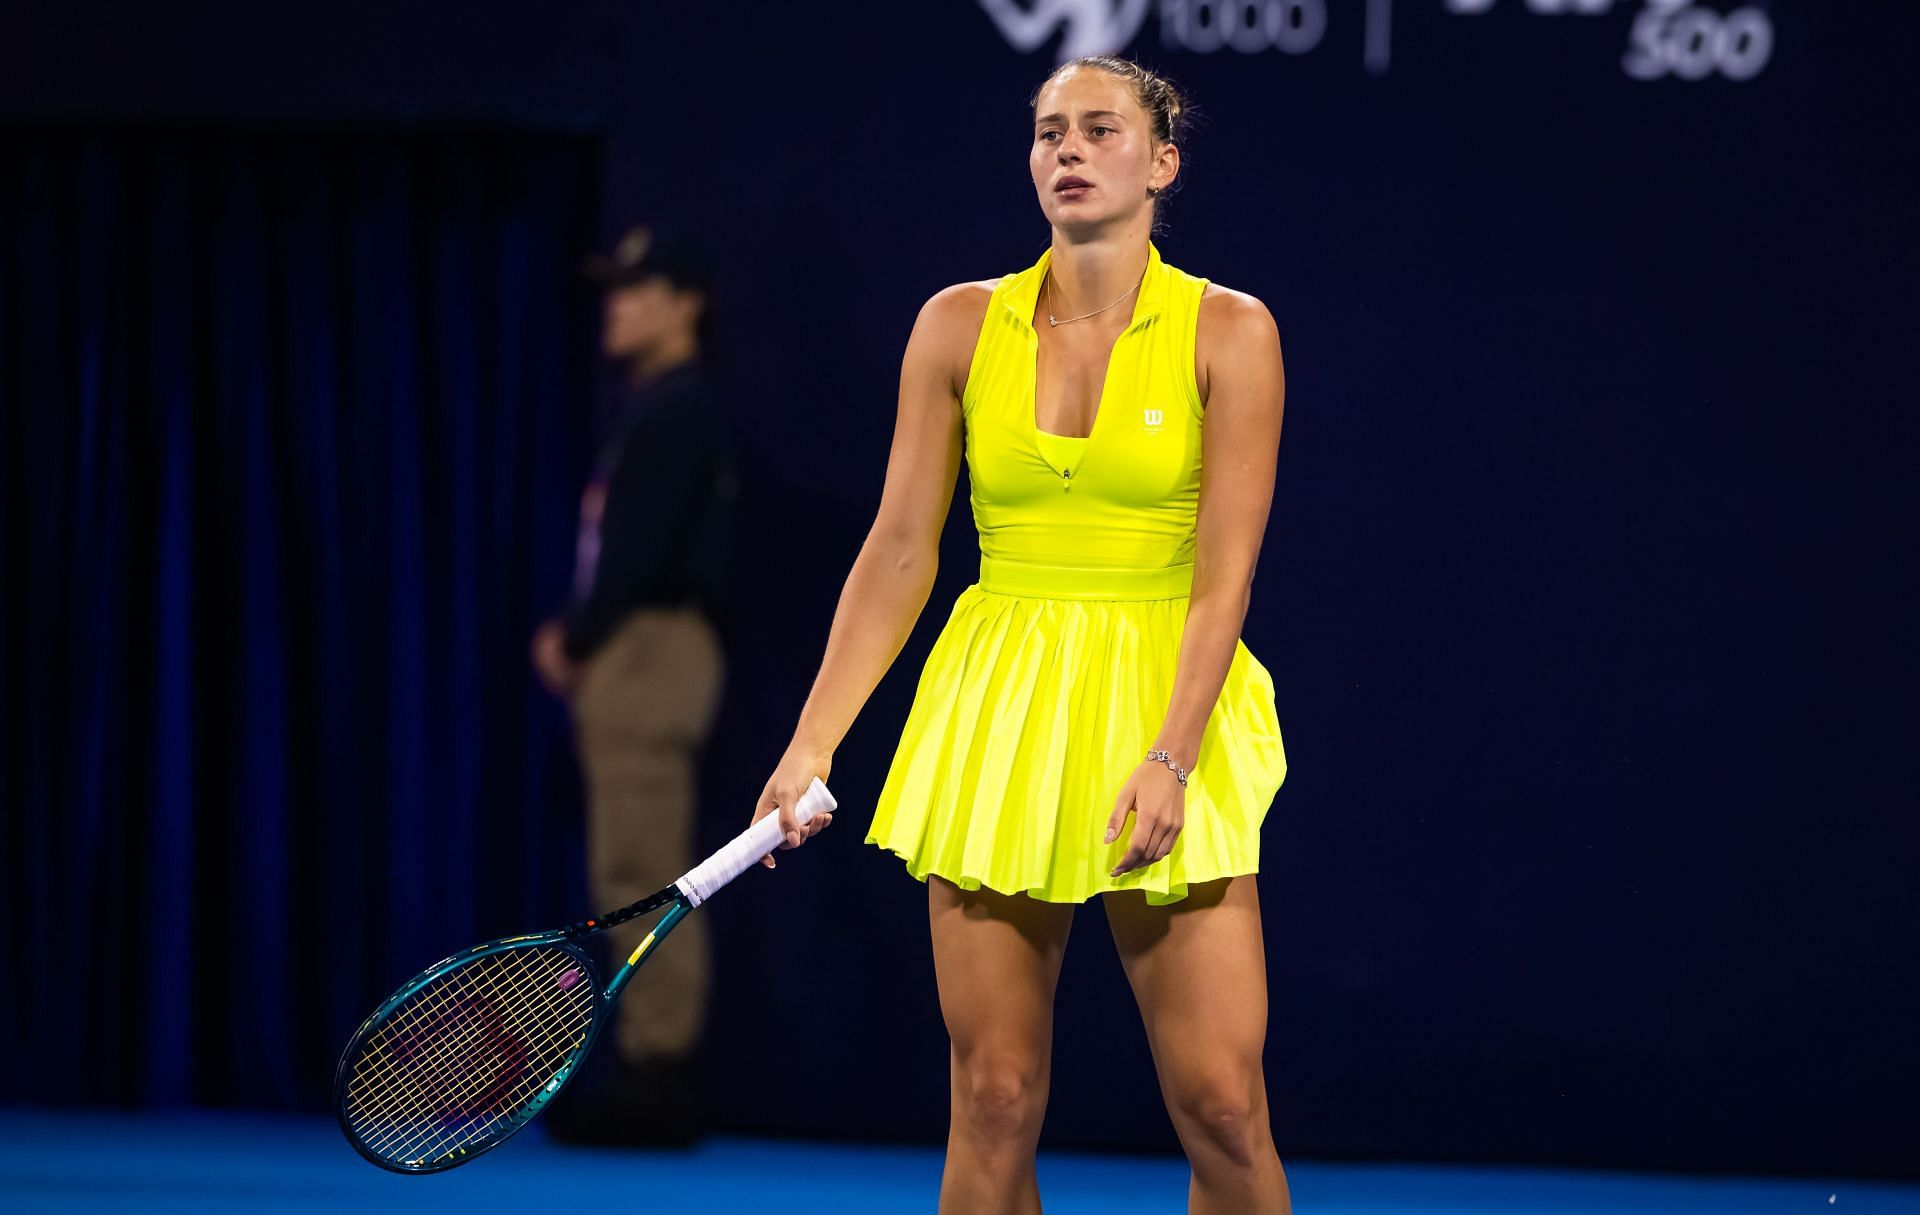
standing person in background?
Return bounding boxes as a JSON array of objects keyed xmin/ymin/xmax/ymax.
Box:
[{"xmin": 531, "ymin": 225, "xmax": 736, "ymax": 1147}]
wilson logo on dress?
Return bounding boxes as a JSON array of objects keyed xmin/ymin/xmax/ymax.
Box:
[{"xmin": 1143, "ymin": 408, "xmax": 1164, "ymax": 432}]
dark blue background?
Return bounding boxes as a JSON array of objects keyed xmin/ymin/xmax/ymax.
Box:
[{"xmin": 2, "ymin": 0, "xmax": 1914, "ymax": 1178}]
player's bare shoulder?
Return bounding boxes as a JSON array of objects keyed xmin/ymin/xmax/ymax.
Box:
[
  {"xmin": 1196, "ymin": 282, "xmax": 1283, "ymax": 406},
  {"xmin": 912, "ymin": 279, "xmax": 998, "ymax": 398},
  {"xmin": 1198, "ymin": 282, "xmax": 1280, "ymax": 348},
  {"xmin": 919, "ymin": 279, "xmax": 996, "ymax": 343}
]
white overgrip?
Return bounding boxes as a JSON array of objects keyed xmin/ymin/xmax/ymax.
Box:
[{"xmin": 673, "ymin": 777, "xmax": 837, "ymax": 907}]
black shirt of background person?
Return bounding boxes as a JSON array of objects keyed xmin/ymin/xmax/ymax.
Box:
[{"xmin": 562, "ymin": 361, "xmax": 735, "ymax": 661}]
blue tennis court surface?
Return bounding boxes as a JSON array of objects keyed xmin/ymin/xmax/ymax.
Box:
[{"xmin": 2, "ymin": 1108, "xmax": 1913, "ymax": 1213}]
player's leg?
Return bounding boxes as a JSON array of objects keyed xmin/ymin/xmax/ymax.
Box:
[
  {"xmin": 1104, "ymin": 876, "xmax": 1290, "ymax": 1215},
  {"xmin": 931, "ymin": 875, "xmax": 1075, "ymax": 1215}
]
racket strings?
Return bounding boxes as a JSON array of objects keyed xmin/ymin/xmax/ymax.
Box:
[
  {"xmin": 349, "ymin": 951, "xmax": 576, "ymax": 1134},
  {"xmin": 352, "ymin": 959, "xmax": 565, "ymax": 1158},
  {"xmin": 343, "ymin": 945, "xmax": 597, "ymax": 1167},
  {"xmin": 349, "ymin": 956, "xmax": 553, "ymax": 1159},
  {"xmin": 351, "ymin": 950, "xmax": 590, "ymax": 1160},
  {"xmin": 369, "ymin": 960, "xmax": 597, "ymax": 1165},
  {"xmin": 350, "ymin": 950, "xmax": 591, "ymax": 1164}
]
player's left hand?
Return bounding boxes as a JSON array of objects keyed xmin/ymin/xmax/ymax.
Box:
[{"xmin": 1106, "ymin": 759, "xmax": 1187, "ymax": 876}]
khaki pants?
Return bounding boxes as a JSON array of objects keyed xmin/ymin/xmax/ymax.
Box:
[{"xmin": 569, "ymin": 606, "xmax": 725, "ymax": 1065}]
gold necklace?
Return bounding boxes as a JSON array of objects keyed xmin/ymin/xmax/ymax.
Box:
[{"xmin": 1044, "ymin": 265, "xmax": 1144, "ymax": 327}]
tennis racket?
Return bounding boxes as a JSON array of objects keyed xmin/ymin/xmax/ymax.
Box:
[{"xmin": 333, "ymin": 776, "xmax": 836, "ymax": 1173}]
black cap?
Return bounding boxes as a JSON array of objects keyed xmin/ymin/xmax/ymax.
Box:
[{"xmin": 583, "ymin": 225, "xmax": 713, "ymax": 292}]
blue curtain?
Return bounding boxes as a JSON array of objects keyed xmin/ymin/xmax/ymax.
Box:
[{"xmin": 1, "ymin": 127, "xmax": 603, "ymax": 1108}]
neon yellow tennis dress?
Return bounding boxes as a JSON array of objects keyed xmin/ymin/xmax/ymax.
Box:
[{"xmin": 864, "ymin": 241, "xmax": 1287, "ymax": 906}]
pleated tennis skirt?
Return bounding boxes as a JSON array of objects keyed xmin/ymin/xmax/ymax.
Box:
[{"xmin": 864, "ymin": 564, "xmax": 1287, "ymax": 906}]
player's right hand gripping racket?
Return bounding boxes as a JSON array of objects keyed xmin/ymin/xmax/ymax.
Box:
[{"xmin": 334, "ymin": 777, "xmax": 835, "ymax": 1173}]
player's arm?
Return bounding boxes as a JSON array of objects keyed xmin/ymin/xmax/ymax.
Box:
[
  {"xmin": 751, "ymin": 282, "xmax": 987, "ymax": 857},
  {"xmin": 1113, "ymin": 286, "xmax": 1285, "ymax": 873},
  {"xmin": 1162, "ymin": 287, "xmax": 1285, "ymax": 768}
]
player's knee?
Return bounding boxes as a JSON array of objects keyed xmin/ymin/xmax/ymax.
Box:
[
  {"xmin": 955, "ymin": 1057, "xmax": 1047, "ymax": 1146},
  {"xmin": 1172, "ymin": 1075, "xmax": 1266, "ymax": 1167}
]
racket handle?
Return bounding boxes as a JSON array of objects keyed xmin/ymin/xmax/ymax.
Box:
[{"xmin": 673, "ymin": 777, "xmax": 837, "ymax": 907}]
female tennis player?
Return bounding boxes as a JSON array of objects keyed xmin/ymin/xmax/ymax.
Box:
[{"xmin": 753, "ymin": 55, "xmax": 1291, "ymax": 1214}]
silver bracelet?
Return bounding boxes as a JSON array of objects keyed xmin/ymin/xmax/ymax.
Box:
[{"xmin": 1145, "ymin": 749, "xmax": 1189, "ymax": 786}]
